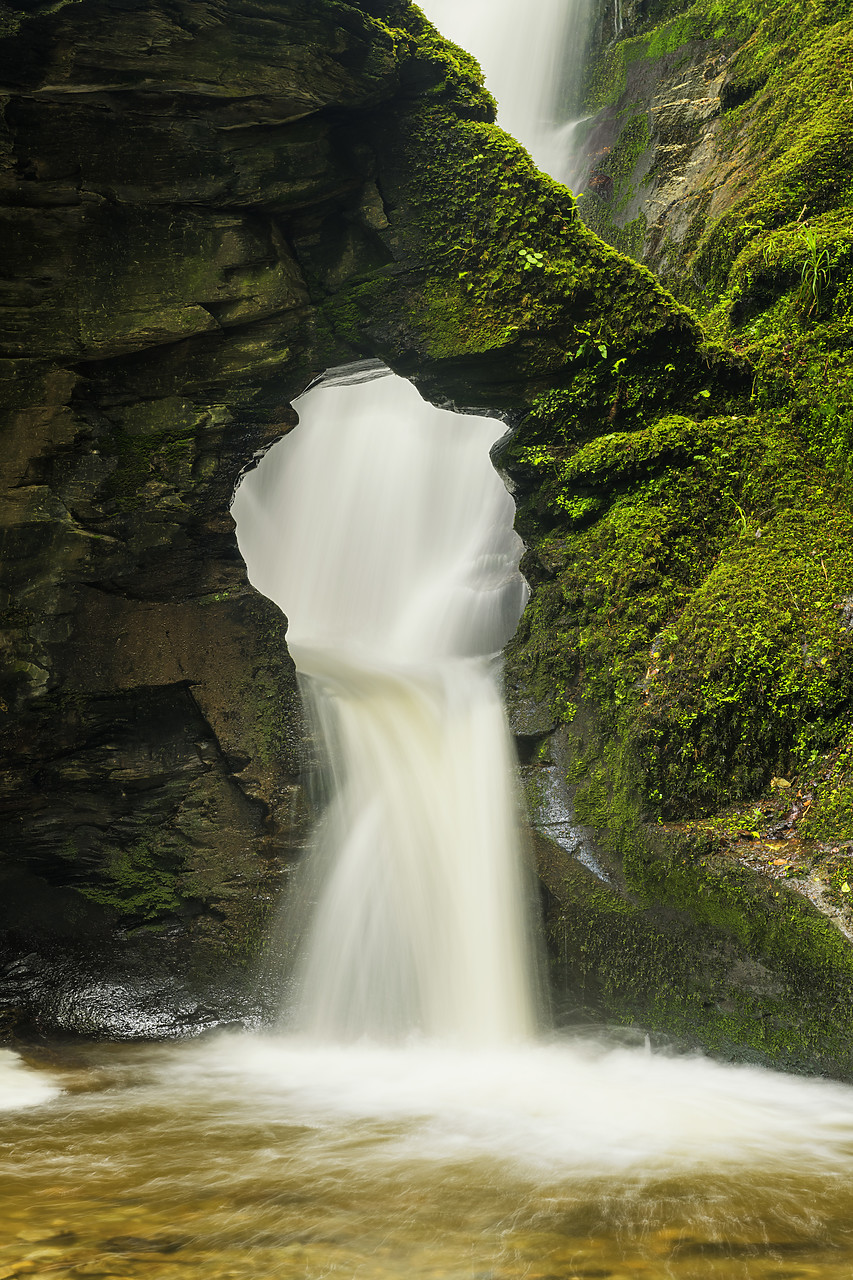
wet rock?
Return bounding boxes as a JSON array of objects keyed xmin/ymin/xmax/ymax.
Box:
[
  {"xmin": 0, "ymin": 942, "xmax": 267, "ymax": 1040},
  {"xmin": 507, "ymin": 694, "xmax": 557, "ymax": 739}
]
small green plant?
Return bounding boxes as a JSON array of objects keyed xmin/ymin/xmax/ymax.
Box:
[
  {"xmin": 798, "ymin": 227, "xmax": 831, "ymax": 316},
  {"xmin": 518, "ymin": 247, "xmax": 546, "ymax": 270},
  {"xmin": 730, "ymin": 499, "xmax": 749, "ymax": 537},
  {"xmin": 519, "ymin": 445, "xmax": 557, "ymax": 468},
  {"xmin": 553, "ymin": 691, "xmax": 578, "ymax": 724},
  {"xmin": 571, "ymin": 328, "xmax": 608, "ymax": 362}
]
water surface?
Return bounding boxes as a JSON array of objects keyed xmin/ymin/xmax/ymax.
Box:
[{"xmin": 4, "ymin": 1035, "xmax": 853, "ymax": 1280}]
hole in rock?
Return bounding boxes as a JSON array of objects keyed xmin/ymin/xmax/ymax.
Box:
[{"xmin": 231, "ymin": 369, "xmax": 541, "ymax": 1043}]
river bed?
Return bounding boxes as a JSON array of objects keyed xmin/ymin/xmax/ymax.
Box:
[{"xmin": 3, "ymin": 1035, "xmax": 853, "ymax": 1280}]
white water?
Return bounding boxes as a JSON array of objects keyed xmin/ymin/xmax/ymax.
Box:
[
  {"xmin": 424, "ymin": 0, "xmax": 594, "ymax": 180},
  {"xmin": 0, "ymin": 1050, "xmax": 60, "ymax": 1111},
  {"xmin": 233, "ymin": 375, "xmax": 534, "ymax": 1041},
  {"xmin": 169, "ymin": 1034, "xmax": 853, "ymax": 1179}
]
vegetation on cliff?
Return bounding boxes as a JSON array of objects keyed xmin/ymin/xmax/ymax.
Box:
[{"xmin": 500, "ymin": 0, "xmax": 853, "ymax": 1070}]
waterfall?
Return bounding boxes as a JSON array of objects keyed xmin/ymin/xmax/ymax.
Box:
[
  {"xmin": 233, "ymin": 0, "xmax": 595, "ymax": 1044},
  {"xmin": 16, "ymin": 13, "xmax": 853, "ymax": 1270},
  {"xmin": 424, "ymin": 0, "xmax": 594, "ymax": 181},
  {"xmin": 233, "ymin": 377, "xmax": 536, "ymax": 1042}
]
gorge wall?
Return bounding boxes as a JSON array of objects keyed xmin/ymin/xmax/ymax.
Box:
[
  {"xmin": 504, "ymin": 0, "xmax": 853, "ymax": 1074},
  {"xmin": 0, "ymin": 0, "xmax": 717, "ymax": 1035},
  {"xmin": 2, "ymin": 0, "xmax": 853, "ymax": 1072}
]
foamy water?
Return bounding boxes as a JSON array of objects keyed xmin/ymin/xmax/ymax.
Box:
[
  {"xmin": 10, "ymin": 1033, "xmax": 853, "ymax": 1180},
  {"xmin": 4, "ymin": 1035, "xmax": 853, "ymax": 1278},
  {"xmin": 0, "ymin": 1050, "xmax": 61, "ymax": 1111},
  {"xmin": 156, "ymin": 1034, "xmax": 853, "ymax": 1181}
]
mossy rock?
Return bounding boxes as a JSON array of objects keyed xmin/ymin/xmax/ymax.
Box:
[{"xmin": 528, "ymin": 705, "xmax": 853, "ymax": 1079}]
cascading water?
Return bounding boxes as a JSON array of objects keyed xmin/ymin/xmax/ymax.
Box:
[
  {"xmin": 233, "ymin": 376, "xmax": 535, "ymax": 1042},
  {"xmin": 231, "ymin": 0, "xmax": 596, "ymax": 1047},
  {"xmin": 423, "ymin": 0, "xmax": 594, "ymax": 180},
  {"xmin": 229, "ymin": 0, "xmax": 602, "ymax": 1043}
]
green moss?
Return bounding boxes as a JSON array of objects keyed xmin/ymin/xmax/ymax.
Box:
[
  {"xmin": 507, "ymin": 387, "xmax": 853, "ymax": 819},
  {"xmin": 505, "ymin": 0, "xmax": 853, "ymax": 821},
  {"xmin": 548, "ymin": 867, "xmax": 853, "ymax": 1075},
  {"xmin": 683, "ymin": 13, "xmax": 853, "ymax": 295},
  {"xmin": 585, "ymin": 17, "xmax": 699, "ymax": 111},
  {"xmin": 396, "ymin": 9, "xmax": 496, "ymax": 119},
  {"xmin": 638, "ymin": 500, "xmax": 853, "ymax": 813},
  {"xmin": 313, "ymin": 19, "xmax": 717, "ymax": 395},
  {"xmin": 508, "ymin": 0, "xmax": 853, "ymax": 1061},
  {"xmin": 560, "ymin": 414, "xmax": 701, "ymax": 485},
  {"xmin": 802, "ymin": 724, "xmax": 853, "ymax": 842},
  {"xmin": 77, "ymin": 831, "xmax": 186, "ymax": 921},
  {"xmin": 539, "ymin": 709, "xmax": 853, "ymax": 1075}
]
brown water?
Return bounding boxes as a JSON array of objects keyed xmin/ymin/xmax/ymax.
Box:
[{"xmin": 3, "ymin": 1035, "xmax": 853, "ymax": 1280}]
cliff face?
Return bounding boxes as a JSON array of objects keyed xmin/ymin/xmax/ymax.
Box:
[
  {"xmin": 0, "ymin": 0, "xmax": 714, "ymax": 1034},
  {"xmin": 502, "ymin": 0, "xmax": 853, "ymax": 1074}
]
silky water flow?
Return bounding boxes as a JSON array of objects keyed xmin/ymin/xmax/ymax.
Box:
[
  {"xmin": 228, "ymin": 0, "xmax": 599, "ymax": 1043},
  {"xmin": 232, "ymin": 374, "xmax": 537, "ymax": 1042},
  {"xmin": 7, "ymin": 5, "xmax": 853, "ymax": 1277},
  {"xmin": 422, "ymin": 0, "xmax": 594, "ymax": 180}
]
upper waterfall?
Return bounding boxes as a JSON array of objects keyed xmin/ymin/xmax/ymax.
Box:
[{"xmin": 424, "ymin": 0, "xmax": 593, "ymax": 179}]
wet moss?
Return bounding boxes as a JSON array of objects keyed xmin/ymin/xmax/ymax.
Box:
[
  {"xmin": 508, "ymin": 401, "xmax": 853, "ymax": 818},
  {"xmin": 508, "ymin": 0, "xmax": 853, "ymax": 1069},
  {"xmin": 539, "ymin": 709, "xmax": 853, "ymax": 1076},
  {"xmin": 586, "ymin": 17, "xmax": 700, "ymax": 111},
  {"xmin": 75, "ymin": 832, "xmax": 187, "ymax": 922},
  {"xmin": 548, "ymin": 866, "xmax": 853, "ymax": 1076},
  {"xmin": 802, "ymin": 724, "xmax": 853, "ymax": 843}
]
